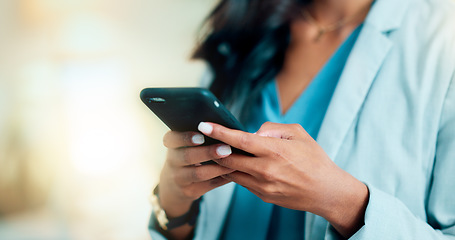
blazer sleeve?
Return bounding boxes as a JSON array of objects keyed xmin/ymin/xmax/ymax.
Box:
[
  {"xmin": 325, "ymin": 72, "xmax": 455, "ymax": 240},
  {"xmin": 148, "ymin": 211, "xmax": 168, "ymax": 240}
]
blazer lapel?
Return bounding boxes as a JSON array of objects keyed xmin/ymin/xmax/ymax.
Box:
[
  {"xmin": 306, "ymin": 26, "xmax": 393, "ymax": 240},
  {"xmin": 316, "ymin": 0, "xmax": 412, "ymax": 163},
  {"xmin": 307, "ymin": 0, "xmax": 411, "ymax": 238},
  {"xmin": 316, "ymin": 24, "xmax": 393, "ymax": 161}
]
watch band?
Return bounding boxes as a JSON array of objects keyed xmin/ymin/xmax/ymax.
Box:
[{"xmin": 151, "ymin": 185, "xmax": 201, "ymax": 231}]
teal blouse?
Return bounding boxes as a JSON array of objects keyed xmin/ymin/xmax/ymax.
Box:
[{"xmin": 221, "ymin": 25, "xmax": 363, "ymax": 240}]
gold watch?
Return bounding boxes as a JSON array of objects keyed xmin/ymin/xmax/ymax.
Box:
[{"xmin": 150, "ymin": 185, "xmax": 201, "ymax": 231}]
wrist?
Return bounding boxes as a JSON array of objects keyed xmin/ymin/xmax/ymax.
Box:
[
  {"xmin": 151, "ymin": 185, "xmax": 202, "ymax": 231},
  {"xmin": 323, "ymin": 175, "xmax": 369, "ymax": 238},
  {"xmin": 158, "ymin": 184, "xmax": 195, "ymax": 218}
]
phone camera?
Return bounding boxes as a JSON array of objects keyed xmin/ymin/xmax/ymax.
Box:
[{"xmin": 149, "ymin": 97, "xmax": 166, "ymax": 103}]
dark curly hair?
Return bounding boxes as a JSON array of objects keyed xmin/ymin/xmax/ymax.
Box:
[{"xmin": 193, "ymin": 0, "xmax": 311, "ymax": 120}]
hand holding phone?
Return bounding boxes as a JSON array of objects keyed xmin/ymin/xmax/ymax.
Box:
[{"xmin": 140, "ymin": 87, "xmax": 251, "ymax": 155}]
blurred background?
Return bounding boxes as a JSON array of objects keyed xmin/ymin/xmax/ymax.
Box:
[{"xmin": 0, "ymin": 0, "xmax": 214, "ymax": 239}]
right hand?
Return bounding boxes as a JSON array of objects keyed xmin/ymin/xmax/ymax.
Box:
[{"xmin": 158, "ymin": 130, "xmax": 234, "ymax": 218}]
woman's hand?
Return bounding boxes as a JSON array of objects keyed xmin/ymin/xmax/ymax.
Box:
[
  {"xmin": 158, "ymin": 130, "xmax": 234, "ymax": 239},
  {"xmin": 197, "ymin": 121, "xmax": 369, "ymax": 238}
]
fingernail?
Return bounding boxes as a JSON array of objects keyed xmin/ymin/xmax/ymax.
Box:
[
  {"xmin": 216, "ymin": 145, "xmax": 232, "ymax": 156},
  {"xmin": 192, "ymin": 134, "xmax": 205, "ymax": 144},
  {"xmin": 198, "ymin": 122, "xmax": 213, "ymax": 135}
]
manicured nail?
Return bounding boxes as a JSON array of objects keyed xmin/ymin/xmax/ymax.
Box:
[
  {"xmin": 198, "ymin": 122, "xmax": 213, "ymax": 135},
  {"xmin": 192, "ymin": 134, "xmax": 205, "ymax": 144},
  {"xmin": 216, "ymin": 145, "xmax": 232, "ymax": 156}
]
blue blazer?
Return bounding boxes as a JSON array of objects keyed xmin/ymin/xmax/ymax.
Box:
[{"xmin": 150, "ymin": 0, "xmax": 455, "ymax": 239}]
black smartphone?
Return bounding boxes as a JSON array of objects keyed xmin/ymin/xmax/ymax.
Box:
[{"xmin": 140, "ymin": 87, "xmax": 250, "ymax": 155}]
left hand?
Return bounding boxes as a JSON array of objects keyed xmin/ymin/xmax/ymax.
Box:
[{"xmin": 197, "ymin": 121, "xmax": 369, "ymax": 238}]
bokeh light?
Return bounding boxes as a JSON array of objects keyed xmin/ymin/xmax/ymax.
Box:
[{"xmin": 0, "ymin": 0, "xmax": 215, "ymax": 239}]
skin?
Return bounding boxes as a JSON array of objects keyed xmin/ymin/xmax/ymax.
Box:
[
  {"xmin": 158, "ymin": 131, "xmax": 234, "ymax": 239},
  {"xmin": 157, "ymin": 0, "xmax": 373, "ymax": 239},
  {"xmin": 201, "ymin": 122, "xmax": 368, "ymax": 238},
  {"xmin": 277, "ymin": 0, "xmax": 372, "ymax": 113}
]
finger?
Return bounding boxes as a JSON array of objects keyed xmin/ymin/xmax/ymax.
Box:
[
  {"xmin": 167, "ymin": 144, "xmax": 232, "ymax": 166},
  {"xmin": 214, "ymin": 154, "xmax": 261, "ymax": 176},
  {"xmin": 198, "ymin": 122, "xmax": 274, "ymax": 156},
  {"xmin": 222, "ymin": 172, "xmax": 275, "ymax": 202},
  {"xmin": 175, "ymin": 164, "xmax": 235, "ymax": 185},
  {"xmin": 163, "ymin": 131, "xmax": 205, "ymax": 148},
  {"xmin": 182, "ymin": 176, "xmax": 231, "ymax": 199},
  {"xmin": 222, "ymin": 171, "xmax": 259, "ymax": 191}
]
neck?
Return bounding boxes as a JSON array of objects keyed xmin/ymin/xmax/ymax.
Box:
[{"xmin": 307, "ymin": 0, "xmax": 373, "ymax": 25}]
